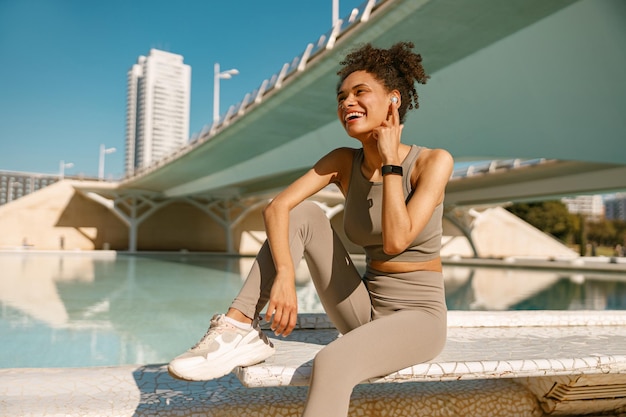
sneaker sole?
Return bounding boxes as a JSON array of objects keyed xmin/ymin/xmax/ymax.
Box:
[{"xmin": 167, "ymin": 339, "xmax": 275, "ymax": 382}]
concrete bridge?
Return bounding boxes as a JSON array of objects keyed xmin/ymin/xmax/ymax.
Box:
[
  {"xmin": 114, "ymin": 0, "xmax": 625, "ymax": 198},
  {"xmin": 4, "ymin": 0, "xmax": 626, "ymax": 253}
]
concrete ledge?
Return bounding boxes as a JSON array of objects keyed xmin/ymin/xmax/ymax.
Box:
[
  {"xmin": 243, "ymin": 311, "xmax": 626, "ymax": 387},
  {"xmin": 0, "ymin": 366, "xmax": 545, "ymax": 417},
  {"xmin": 241, "ymin": 311, "xmax": 626, "ymax": 415},
  {"xmin": 2, "ymin": 311, "xmax": 626, "ymax": 417}
]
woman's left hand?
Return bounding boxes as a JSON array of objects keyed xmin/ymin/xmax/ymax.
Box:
[{"xmin": 372, "ymin": 101, "xmax": 403, "ymax": 163}]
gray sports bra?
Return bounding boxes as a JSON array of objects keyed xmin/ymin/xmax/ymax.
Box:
[{"xmin": 343, "ymin": 145, "xmax": 443, "ymax": 262}]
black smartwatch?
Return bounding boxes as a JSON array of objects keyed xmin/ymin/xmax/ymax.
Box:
[{"xmin": 381, "ymin": 165, "xmax": 403, "ymax": 176}]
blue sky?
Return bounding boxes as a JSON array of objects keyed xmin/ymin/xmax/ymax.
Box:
[{"xmin": 0, "ymin": 0, "xmax": 365, "ymax": 179}]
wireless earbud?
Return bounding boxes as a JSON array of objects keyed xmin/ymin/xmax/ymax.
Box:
[{"xmin": 390, "ymin": 96, "xmax": 398, "ymax": 104}]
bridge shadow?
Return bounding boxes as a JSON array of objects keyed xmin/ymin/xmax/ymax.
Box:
[
  {"xmin": 130, "ymin": 364, "xmax": 239, "ymax": 416},
  {"xmin": 55, "ymin": 189, "xmax": 127, "ymax": 249},
  {"xmin": 130, "ymin": 363, "xmax": 309, "ymax": 416}
]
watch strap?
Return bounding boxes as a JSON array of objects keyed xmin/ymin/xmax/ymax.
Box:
[{"xmin": 381, "ymin": 165, "xmax": 403, "ymax": 176}]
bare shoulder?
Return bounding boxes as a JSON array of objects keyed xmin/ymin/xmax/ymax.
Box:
[
  {"xmin": 316, "ymin": 147, "xmax": 357, "ymax": 170},
  {"xmin": 315, "ymin": 147, "xmax": 358, "ymax": 194},
  {"xmin": 412, "ymin": 147, "xmax": 454, "ymax": 186},
  {"xmin": 421, "ymin": 147, "xmax": 453, "ymax": 165},
  {"xmin": 324, "ymin": 147, "xmax": 358, "ymax": 160},
  {"xmin": 415, "ymin": 147, "xmax": 453, "ymax": 171}
]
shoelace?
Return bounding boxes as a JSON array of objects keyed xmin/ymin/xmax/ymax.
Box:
[
  {"xmin": 252, "ymin": 316, "xmax": 274, "ymax": 348},
  {"xmin": 190, "ymin": 315, "xmax": 232, "ymax": 349},
  {"xmin": 191, "ymin": 315, "xmax": 274, "ymax": 349}
]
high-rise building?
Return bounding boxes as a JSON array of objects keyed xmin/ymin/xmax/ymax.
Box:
[
  {"xmin": 562, "ymin": 195, "xmax": 605, "ymax": 221},
  {"xmin": 0, "ymin": 170, "xmax": 69, "ymax": 206},
  {"xmin": 605, "ymin": 194, "xmax": 626, "ymax": 221},
  {"xmin": 125, "ymin": 49, "xmax": 191, "ymax": 176}
]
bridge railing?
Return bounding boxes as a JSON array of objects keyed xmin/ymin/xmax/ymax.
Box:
[
  {"xmin": 124, "ymin": 0, "xmax": 387, "ymax": 182},
  {"xmin": 451, "ymin": 158, "xmax": 548, "ymax": 179},
  {"xmin": 199, "ymin": 0, "xmax": 384, "ymax": 138}
]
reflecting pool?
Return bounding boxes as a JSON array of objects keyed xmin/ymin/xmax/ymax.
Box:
[{"xmin": 1, "ymin": 251, "xmax": 625, "ymax": 368}]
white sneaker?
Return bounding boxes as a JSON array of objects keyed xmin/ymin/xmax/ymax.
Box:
[{"xmin": 168, "ymin": 314, "xmax": 275, "ymax": 381}]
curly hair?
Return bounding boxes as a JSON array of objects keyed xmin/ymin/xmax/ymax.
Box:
[{"xmin": 337, "ymin": 42, "xmax": 429, "ymax": 123}]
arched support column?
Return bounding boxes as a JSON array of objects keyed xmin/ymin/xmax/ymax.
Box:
[
  {"xmin": 116, "ymin": 194, "xmax": 175, "ymax": 252},
  {"xmin": 82, "ymin": 190, "xmax": 175, "ymax": 252},
  {"xmin": 186, "ymin": 195, "xmax": 270, "ymax": 254},
  {"xmin": 77, "ymin": 186, "xmax": 343, "ymax": 254},
  {"xmin": 443, "ymin": 207, "xmax": 481, "ymax": 258}
]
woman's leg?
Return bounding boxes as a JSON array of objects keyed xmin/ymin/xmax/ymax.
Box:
[
  {"xmin": 302, "ymin": 308, "xmax": 447, "ymax": 417},
  {"xmin": 302, "ymin": 269, "xmax": 447, "ymax": 417},
  {"xmin": 230, "ymin": 201, "xmax": 371, "ymax": 334},
  {"xmin": 168, "ymin": 201, "xmax": 371, "ymax": 382}
]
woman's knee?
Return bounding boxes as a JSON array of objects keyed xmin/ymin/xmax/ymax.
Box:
[
  {"xmin": 289, "ymin": 201, "xmax": 333, "ymax": 241},
  {"xmin": 310, "ymin": 343, "xmax": 368, "ymax": 396},
  {"xmin": 311, "ymin": 344, "xmax": 341, "ymax": 380},
  {"xmin": 290, "ymin": 201, "xmax": 328, "ymax": 223}
]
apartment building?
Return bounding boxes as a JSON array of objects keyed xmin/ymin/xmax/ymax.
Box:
[{"xmin": 125, "ymin": 49, "xmax": 191, "ymax": 176}]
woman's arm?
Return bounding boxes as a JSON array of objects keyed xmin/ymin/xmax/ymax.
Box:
[
  {"xmin": 374, "ymin": 101, "xmax": 453, "ymax": 255},
  {"xmin": 381, "ymin": 148, "xmax": 453, "ymax": 255},
  {"xmin": 262, "ymin": 147, "xmax": 352, "ymax": 336}
]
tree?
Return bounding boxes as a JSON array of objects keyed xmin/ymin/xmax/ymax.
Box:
[
  {"xmin": 506, "ymin": 201, "xmax": 575, "ymax": 242},
  {"xmin": 614, "ymin": 220, "xmax": 626, "ymax": 246},
  {"xmin": 587, "ymin": 221, "xmax": 616, "ymax": 246}
]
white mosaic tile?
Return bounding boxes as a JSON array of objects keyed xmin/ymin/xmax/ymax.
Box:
[
  {"xmin": 0, "ymin": 366, "xmax": 543, "ymax": 417},
  {"xmin": 240, "ymin": 317, "xmax": 626, "ymax": 387},
  {"xmin": 3, "ymin": 311, "xmax": 626, "ymax": 417}
]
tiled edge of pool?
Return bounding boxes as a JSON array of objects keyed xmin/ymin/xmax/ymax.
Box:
[{"xmin": 2, "ymin": 311, "xmax": 626, "ymax": 417}]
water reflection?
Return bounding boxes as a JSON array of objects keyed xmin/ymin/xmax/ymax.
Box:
[
  {"xmin": 443, "ymin": 265, "xmax": 626, "ymax": 311},
  {"xmin": 0, "ymin": 252, "xmax": 625, "ymax": 368},
  {"xmin": 0, "ymin": 252, "xmax": 98, "ymax": 327}
]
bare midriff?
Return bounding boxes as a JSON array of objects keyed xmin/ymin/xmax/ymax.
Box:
[{"xmin": 369, "ymin": 257, "xmax": 442, "ymax": 273}]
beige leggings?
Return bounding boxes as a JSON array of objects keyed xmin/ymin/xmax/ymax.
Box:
[{"xmin": 230, "ymin": 201, "xmax": 447, "ymax": 417}]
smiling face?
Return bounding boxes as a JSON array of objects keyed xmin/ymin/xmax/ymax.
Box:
[{"xmin": 337, "ymin": 71, "xmax": 395, "ymax": 141}]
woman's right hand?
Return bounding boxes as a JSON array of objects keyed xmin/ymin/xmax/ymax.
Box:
[{"xmin": 265, "ymin": 270, "xmax": 298, "ymax": 337}]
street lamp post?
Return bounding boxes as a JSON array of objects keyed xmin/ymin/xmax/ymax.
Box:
[
  {"xmin": 213, "ymin": 63, "xmax": 239, "ymax": 124},
  {"xmin": 59, "ymin": 160, "xmax": 74, "ymax": 180},
  {"xmin": 99, "ymin": 144, "xmax": 116, "ymax": 180}
]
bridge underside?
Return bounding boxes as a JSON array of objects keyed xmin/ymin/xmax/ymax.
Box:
[
  {"xmin": 118, "ymin": 0, "xmax": 626, "ymax": 200},
  {"xmin": 63, "ymin": 0, "xmax": 626, "ymax": 253}
]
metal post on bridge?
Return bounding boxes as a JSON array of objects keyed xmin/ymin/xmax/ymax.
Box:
[
  {"xmin": 213, "ymin": 63, "xmax": 239, "ymax": 125},
  {"xmin": 59, "ymin": 160, "xmax": 74, "ymax": 180},
  {"xmin": 98, "ymin": 145, "xmax": 116, "ymax": 181}
]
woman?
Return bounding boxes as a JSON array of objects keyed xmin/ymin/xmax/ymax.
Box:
[{"xmin": 168, "ymin": 41, "xmax": 453, "ymax": 416}]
